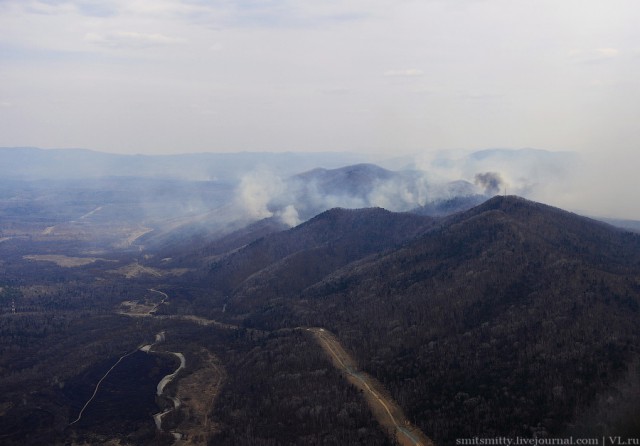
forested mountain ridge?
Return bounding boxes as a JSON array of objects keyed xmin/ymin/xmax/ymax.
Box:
[
  {"xmin": 199, "ymin": 207, "xmax": 436, "ymax": 313},
  {"xmin": 215, "ymin": 196, "xmax": 640, "ymax": 443},
  {"xmin": 3, "ymin": 189, "xmax": 640, "ymax": 445}
]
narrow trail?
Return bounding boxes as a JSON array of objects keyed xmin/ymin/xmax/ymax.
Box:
[
  {"xmin": 148, "ymin": 288, "xmax": 169, "ymax": 314},
  {"xmin": 307, "ymin": 328, "xmax": 433, "ymax": 446},
  {"xmin": 79, "ymin": 206, "xmax": 103, "ymax": 220},
  {"xmin": 68, "ymin": 348, "xmax": 139, "ymax": 426}
]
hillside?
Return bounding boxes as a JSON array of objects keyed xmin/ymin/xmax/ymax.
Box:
[
  {"xmin": 196, "ymin": 207, "xmax": 435, "ymax": 314},
  {"xmin": 3, "ymin": 189, "xmax": 640, "ymax": 445},
  {"xmin": 218, "ymin": 196, "xmax": 640, "ymax": 443}
]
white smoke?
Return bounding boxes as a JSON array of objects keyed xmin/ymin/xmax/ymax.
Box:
[
  {"xmin": 367, "ymin": 174, "xmax": 432, "ymax": 210},
  {"xmin": 277, "ymin": 205, "xmax": 301, "ymax": 227},
  {"xmin": 233, "ymin": 164, "xmax": 481, "ymax": 227},
  {"xmin": 235, "ymin": 169, "xmax": 285, "ymax": 220},
  {"xmin": 230, "ymin": 148, "xmax": 586, "ymax": 229},
  {"xmin": 412, "ymin": 148, "xmax": 577, "ymax": 202},
  {"xmin": 474, "ymin": 172, "xmax": 504, "ymax": 195}
]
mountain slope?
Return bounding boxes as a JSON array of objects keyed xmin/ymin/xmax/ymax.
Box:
[
  {"xmin": 221, "ymin": 196, "xmax": 640, "ymax": 443},
  {"xmin": 203, "ymin": 207, "xmax": 435, "ymax": 311},
  {"xmin": 411, "ymin": 194, "xmax": 488, "ymax": 216}
]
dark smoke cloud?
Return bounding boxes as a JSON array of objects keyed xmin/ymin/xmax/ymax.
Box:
[{"xmin": 474, "ymin": 172, "xmax": 504, "ymax": 195}]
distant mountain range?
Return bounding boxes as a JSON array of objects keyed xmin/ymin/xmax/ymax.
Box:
[
  {"xmin": 0, "ymin": 147, "xmax": 368, "ymax": 182},
  {"xmin": 2, "ymin": 146, "xmax": 638, "ymax": 241}
]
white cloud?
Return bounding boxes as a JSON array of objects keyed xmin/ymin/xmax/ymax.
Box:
[
  {"xmin": 383, "ymin": 69, "xmax": 424, "ymax": 77},
  {"xmin": 22, "ymin": 0, "xmax": 77, "ymax": 16},
  {"xmin": 568, "ymin": 47, "xmax": 622, "ymax": 64},
  {"xmin": 595, "ymin": 48, "xmax": 620, "ymax": 58},
  {"xmin": 84, "ymin": 31, "xmax": 186, "ymax": 48},
  {"xmin": 2, "ymin": 0, "xmax": 640, "ymax": 219},
  {"xmin": 319, "ymin": 87, "xmax": 352, "ymax": 95}
]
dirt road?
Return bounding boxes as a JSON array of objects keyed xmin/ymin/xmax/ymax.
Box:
[{"xmin": 307, "ymin": 327, "xmax": 433, "ymax": 446}]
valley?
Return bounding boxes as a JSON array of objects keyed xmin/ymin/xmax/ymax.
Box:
[
  {"xmin": 0, "ymin": 150, "xmax": 639, "ymax": 445},
  {"xmin": 125, "ymin": 288, "xmax": 432, "ymax": 445},
  {"xmin": 3, "ymin": 0, "xmax": 640, "ymax": 437}
]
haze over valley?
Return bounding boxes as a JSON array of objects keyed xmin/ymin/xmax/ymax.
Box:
[
  {"xmin": 2, "ymin": 0, "xmax": 640, "ymax": 444},
  {"xmin": 1, "ymin": 146, "xmax": 639, "ymax": 445}
]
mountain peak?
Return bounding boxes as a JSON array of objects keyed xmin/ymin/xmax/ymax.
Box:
[
  {"xmin": 481, "ymin": 194, "xmax": 534, "ymax": 208},
  {"xmin": 466, "ymin": 194, "xmax": 570, "ymax": 219}
]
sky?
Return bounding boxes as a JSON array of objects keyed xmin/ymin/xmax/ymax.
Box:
[{"xmin": 1, "ymin": 0, "xmax": 639, "ymax": 158}]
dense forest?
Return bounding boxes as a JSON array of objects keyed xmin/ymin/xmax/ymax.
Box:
[
  {"xmin": 1, "ymin": 193, "xmax": 639, "ymax": 445},
  {"xmin": 196, "ymin": 197, "xmax": 640, "ymax": 443}
]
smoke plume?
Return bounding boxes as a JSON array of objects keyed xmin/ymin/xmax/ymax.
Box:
[{"xmin": 474, "ymin": 172, "xmax": 504, "ymax": 195}]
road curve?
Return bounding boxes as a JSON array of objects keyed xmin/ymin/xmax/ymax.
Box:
[
  {"xmin": 145, "ymin": 331, "xmax": 186, "ymax": 441},
  {"xmin": 148, "ymin": 288, "xmax": 169, "ymax": 314}
]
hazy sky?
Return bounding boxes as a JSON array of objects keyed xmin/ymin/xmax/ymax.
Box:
[{"xmin": 1, "ymin": 0, "xmax": 639, "ymax": 157}]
